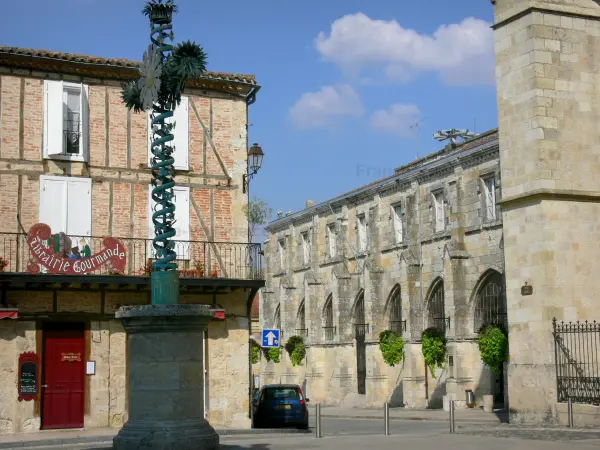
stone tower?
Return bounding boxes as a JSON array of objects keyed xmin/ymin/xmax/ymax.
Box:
[{"xmin": 493, "ymin": 0, "xmax": 600, "ymax": 423}]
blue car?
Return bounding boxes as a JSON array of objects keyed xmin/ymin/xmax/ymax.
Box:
[{"xmin": 252, "ymin": 384, "xmax": 310, "ymax": 430}]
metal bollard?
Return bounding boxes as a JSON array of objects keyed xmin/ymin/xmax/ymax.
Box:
[
  {"xmin": 568, "ymin": 398, "xmax": 573, "ymax": 428},
  {"xmin": 384, "ymin": 402, "xmax": 390, "ymax": 435},
  {"xmin": 449, "ymin": 400, "xmax": 455, "ymax": 434},
  {"xmin": 315, "ymin": 403, "xmax": 322, "ymax": 438}
]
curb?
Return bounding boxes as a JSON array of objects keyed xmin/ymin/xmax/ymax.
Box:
[{"xmin": 0, "ymin": 436, "xmax": 113, "ymax": 449}]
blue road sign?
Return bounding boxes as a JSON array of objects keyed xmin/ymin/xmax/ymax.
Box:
[{"xmin": 262, "ymin": 329, "xmax": 280, "ymax": 348}]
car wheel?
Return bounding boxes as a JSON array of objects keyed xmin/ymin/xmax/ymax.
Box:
[{"xmin": 298, "ymin": 422, "xmax": 309, "ymax": 430}]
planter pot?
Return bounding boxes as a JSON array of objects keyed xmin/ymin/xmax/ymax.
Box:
[{"xmin": 482, "ymin": 394, "xmax": 494, "ymax": 413}]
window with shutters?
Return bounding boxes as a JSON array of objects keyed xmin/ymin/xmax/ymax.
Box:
[
  {"xmin": 326, "ymin": 224, "xmax": 337, "ymax": 258},
  {"xmin": 357, "ymin": 214, "xmax": 367, "ymax": 252},
  {"xmin": 148, "ymin": 96, "xmax": 190, "ymax": 170},
  {"xmin": 392, "ymin": 204, "xmax": 403, "ymax": 243},
  {"xmin": 38, "ymin": 176, "xmax": 92, "ymax": 263},
  {"xmin": 301, "ymin": 232, "xmax": 310, "ymax": 265},
  {"xmin": 43, "ymin": 80, "xmax": 89, "ymax": 161},
  {"xmin": 148, "ymin": 186, "xmax": 190, "ymax": 260},
  {"xmin": 432, "ymin": 191, "xmax": 445, "ymax": 232},
  {"xmin": 483, "ymin": 176, "xmax": 497, "ymax": 221}
]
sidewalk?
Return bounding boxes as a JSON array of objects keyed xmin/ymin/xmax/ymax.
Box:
[
  {"xmin": 320, "ymin": 405, "xmax": 507, "ymax": 423},
  {"xmin": 0, "ymin": 426, "xmax": 309, "ymax": 449}
]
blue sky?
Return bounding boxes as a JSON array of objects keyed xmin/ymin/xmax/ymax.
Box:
[{"xmin": 2, "ymin": 0, "xmax": 498, "ymax": 241}]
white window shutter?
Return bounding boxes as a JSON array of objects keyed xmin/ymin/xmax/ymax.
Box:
[
  {"xmin": 39, "ymin": 176, "xmax": 67, "ymax": 234},
  {"xmin": 66, "ymin": 178, "xmax": 92, "ymax": 237},
  {"xmin": 173, "ymin": 97, "xmax": 190, "ymax": 170},
  {"xmin": 80, "ymin": 84, "xmax": 89, "ymax": 161},
  {"xmin": 172, "ymin": 186, "xmax": 190, "ymax": 259},
  {"xmin": 44, "ymin": 80, "xmax": 64, "ymax": 157}
]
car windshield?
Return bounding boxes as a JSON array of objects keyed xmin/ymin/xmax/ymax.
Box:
[{"xmin": 263, "ymin": 387, "xmax": 300, "ymax": 401}]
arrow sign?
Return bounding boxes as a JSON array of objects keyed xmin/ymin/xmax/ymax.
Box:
[
  {"xmin": 265, "ymin": 331, "xmax": 275, "ymax": 346},
  {"xmin": 261, "ymin": 329, "xmax": 280, "ymax": 348}
]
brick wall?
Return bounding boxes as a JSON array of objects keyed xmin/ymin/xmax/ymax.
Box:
[{"xmin": 0, "ymin": 72, "xmax": 249, "ymax": 245}]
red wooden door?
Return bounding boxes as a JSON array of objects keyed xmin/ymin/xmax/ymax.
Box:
[{"xmin": 41, "ymin": 324, "xmax": 85, "ymax": 429}]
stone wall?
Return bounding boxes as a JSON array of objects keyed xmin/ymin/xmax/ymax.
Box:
[
  {"xmin": 493, "ymin": 0, "xmax": 600, "ymax": 424},
  {"xmin": 0, "ymin": 287, "xmax": 253, "ymax": 434},
  {"xmin": 261, "ymin": 132, "xmax": 507, "ymax": 409}
]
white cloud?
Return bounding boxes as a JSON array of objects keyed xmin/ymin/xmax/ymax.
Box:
[
  {"xmin": 315, "ymin": 13, "xmax": 495, "ymax": 86},
  {"xmin": 370, "ymin": 104, "xmax": 421, "ymax": 136},
  {"xmin": 289, "ymin": 84, "xmax": 364, "ymax": 129}
]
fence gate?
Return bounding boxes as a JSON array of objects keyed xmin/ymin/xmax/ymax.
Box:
[
  {"xmin": 354, "ymin": 294, "xmax": 367, "ymax": 395},
  {"xmin": 553, "ymin": 318, "xmax": 600, "ymax": 405}
]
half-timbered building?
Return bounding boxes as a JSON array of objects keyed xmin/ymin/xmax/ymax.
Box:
[{"xmin": 0, "ymin": 46, "xmax": 264, "ymax": 434}]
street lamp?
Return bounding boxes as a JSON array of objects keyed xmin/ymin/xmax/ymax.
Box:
[{"xmin": 243, "ymin": 143, "xmax": 264, "ymax": 193}]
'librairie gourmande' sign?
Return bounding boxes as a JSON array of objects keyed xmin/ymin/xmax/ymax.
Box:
[{"xmin": 26, "ymin": 223, "xmax": 127, "ymax": 275}]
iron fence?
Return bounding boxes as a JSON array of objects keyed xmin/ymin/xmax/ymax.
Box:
[
  {"xmin": 0, "ymin": 232, "xmax": 263, "ymax": 280},
  {"xmin": 553, "ymin": 318, "xmax": 600, "ymax": 405}
]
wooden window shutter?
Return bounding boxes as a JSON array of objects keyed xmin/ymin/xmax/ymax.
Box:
[{"xmin": 44, "ymin": 80, "xmax": 64, "ymax": 157}]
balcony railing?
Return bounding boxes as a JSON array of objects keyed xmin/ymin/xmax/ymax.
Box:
[
  {"xmin": 323, "ymin": 326, "xmax": 336, "ymax": 341},
  {"xmin": 295, "ymin": 328, "xmax": 308, "ymax": 338},
  {"xmin": 0, "ymin": 232, "xmax": 263, "ymax": 280}
]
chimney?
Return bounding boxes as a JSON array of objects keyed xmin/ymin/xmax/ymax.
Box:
[{"xmin": 306, "ymin": 200, "xmax": 314, "ymax": 208}]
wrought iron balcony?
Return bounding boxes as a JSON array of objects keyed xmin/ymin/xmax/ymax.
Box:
[
  {"xmin": 0, "ymin": 232, "xmax": 263, "ymax": 280},
  {"xmin": 431, "ymin": 317, "xmax": 450, "ymax": 333},
  {"xmin": 389, "ymin": 320, "xmax": 407, "ymax": 336},
  {"xmin": 323, "ymin": 326, "xmax": 336, "ymax": 341},
  {"xmin": 295, "ymin": 328, "xmax": 308, "ymax": 338}
]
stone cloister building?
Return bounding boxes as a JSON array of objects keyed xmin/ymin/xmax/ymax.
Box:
[{"xmin": 260, "ymin": 130, "xmax": 508, "ymax": 408}]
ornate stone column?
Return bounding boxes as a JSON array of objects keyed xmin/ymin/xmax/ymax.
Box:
[{"xmin": 113, "ymin": 305, "xmax": 219, "ymax": 450}]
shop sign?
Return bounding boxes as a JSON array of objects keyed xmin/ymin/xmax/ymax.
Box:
[
  {"xmin": 18, "ymin": 352, "xmax": 39, "ymax": 402},
  {"xmin": 61, "ymin": 353, "xmax": 81, "ymax": 362},
  {"xmin": 26, "ymin": 224, "xmax": 127, "ymax": 275}
]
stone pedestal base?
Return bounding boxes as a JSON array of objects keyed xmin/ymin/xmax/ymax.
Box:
[
  {"xmin": 112, "ymin": 304, "xmax": 219, "ymax": 450},
  {"xmin": 113, "ymin": 419, "xmax": 218, "ymax": 450}
]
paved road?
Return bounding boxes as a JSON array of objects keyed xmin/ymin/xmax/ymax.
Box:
[
  {"xmin": 219, "ymin": 418, "xmax": 600, "ymax": 449},
  {"xmin": 12, "ymin": 418, "xmax": 600, "ymax": 449}
]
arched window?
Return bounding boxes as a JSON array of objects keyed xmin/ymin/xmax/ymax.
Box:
[
  {"xmin": 353, "ymin": 290, "xmax": 368, "ymax": 335},
  {"xmin": 388, "ymin": 285, "xmax": 404, "ymax": 336},
  {"xmin": 474, "ymin": 271, "xmax": 506, "ymax": 332},
  {"xmin": 427, "ymin": 278, "xmax": 446, "ymax": 331},
  {"xmin": 323, "ymin": 295, "xmax": 334, "ymax": 341},
  {"xmin": 296, "ymin": 300, "xmax": 307, "ymax": 337}
]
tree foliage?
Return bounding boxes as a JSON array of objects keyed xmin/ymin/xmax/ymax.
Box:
[
  {"xmin": 379, "ymin": 330, "xmax": 405, "ymax": 367},
  {"xmin": 244, "ymin": 197, "xmax": 272, "ymax": 242}
]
